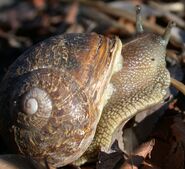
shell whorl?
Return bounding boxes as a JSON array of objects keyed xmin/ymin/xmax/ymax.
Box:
[
  {"xmin": 21, "ymin": 87, "xmax": 52, "ymax": 117},
  {"xmin": 0, "ymin": 33, "xmax": 122, "ymax": 167}
]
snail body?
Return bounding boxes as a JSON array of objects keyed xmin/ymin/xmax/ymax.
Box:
[
  {"xmin": 75, "ymin": 7, "xmax": 174, "ymax": 165},
  {"xmin": 0, "ymin": 33, "xmax": 123, "ymax": 167}
]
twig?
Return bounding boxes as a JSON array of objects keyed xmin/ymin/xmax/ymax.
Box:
[
  {"xmin": 0, "ymin": 29, "xmax": 31, "ymax": 47},
  {"xmin": 166, "ymin": 49, "xmax": 180, "ymax": 63},
  {"xmin": 150, "ymin": 2, "xmax": 184, "ymax": 12},
  {"xmin": 65, "ymin": 1, "xmax": 79, "ymax": 24},
  {"xmin": 149, "ymin": 1, "xmax": 185, "ymax": 29},
  {"xmin": 171, "ymin": 78, "xmax": 185, "ymax": 95},
  {"xmin": 80, "ymin": 6, "xmax": 129, "ymax": 33}
]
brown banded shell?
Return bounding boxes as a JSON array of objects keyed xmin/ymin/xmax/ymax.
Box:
[{"xmin": 0, "ymin": 33, "xmax": 123, "ymax": 167}]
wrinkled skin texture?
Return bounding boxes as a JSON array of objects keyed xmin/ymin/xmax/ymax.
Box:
[
  {"xmin": 0, "ymin": 33, "xmax": 122, "ymax": 167},
  {"xmin": 75, "ymin": 33, "xmax": 171, "ymax": 165}
]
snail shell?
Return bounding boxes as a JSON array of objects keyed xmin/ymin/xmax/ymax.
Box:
[
  {"xmin": 0, "ymin": 33, "xmax": 123, "ymax": 167},
  {"xmin": 21, "ymin": 87, "xmax": 52, "ymax": 117}
]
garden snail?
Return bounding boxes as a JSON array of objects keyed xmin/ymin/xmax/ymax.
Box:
[{"xmin": 0, "ymin": 5, "xmax": 174, "ymax": 168}]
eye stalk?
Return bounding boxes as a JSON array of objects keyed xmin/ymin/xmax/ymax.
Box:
[
  {"xmin": 162, "ymin": 21, "xmax": 176, "ymax": 46},
  {"xmin": 135, "ymin": 5, "xmax": 176, "ymax": 46},
  {"xmin": 135, "ymin": 5, "xmax": 144, "ymax": 33}
]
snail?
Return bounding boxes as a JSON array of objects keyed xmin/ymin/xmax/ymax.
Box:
[{"xmin": 0, "ymin": 5, "xmax": 174, "ymax": 168}]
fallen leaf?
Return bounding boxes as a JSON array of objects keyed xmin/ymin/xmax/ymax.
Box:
[{"xmin": 120, "ymin": 139, "xmax": 155, "ymax": 169}]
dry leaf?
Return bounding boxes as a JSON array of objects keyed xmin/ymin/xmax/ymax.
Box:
[{"xmin": 120, "ymin": 139, "xmax": 155, "ymax": 169}]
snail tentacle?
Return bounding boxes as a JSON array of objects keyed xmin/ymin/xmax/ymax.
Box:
[
  {"xmin": 162, "ymin": 21, "xmax": 176, "ymax": 46},
  {"xmin": 136, "ymin": 5, "xmax": 144, "ymax": 33}
]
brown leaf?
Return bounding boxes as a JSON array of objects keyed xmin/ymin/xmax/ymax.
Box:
[
  {"xmin": 120, "ymin": 139, "xmax": 155, "ymax": 169},
  {"xmin": 163, "ymin": 117, "xmax": 185, "ymax": 169},
  {"xmin": 97, "ymin": 150, "xmax": 124, "ymax": 169},
  {"xmin": 171, "ymin": 117, "xmax": 185, "ymax": 142}
]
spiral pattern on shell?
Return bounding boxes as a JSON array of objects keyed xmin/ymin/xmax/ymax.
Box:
[
  {"xmin": 21, "ymin": 87, "xmax": 52, "ymax": 117},
  {"xmin": 0, "ymin": 33, "xmax": 122, "ymax": 167}
]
